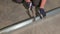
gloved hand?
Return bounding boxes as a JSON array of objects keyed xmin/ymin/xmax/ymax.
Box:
[
  {"xmin": 26, "ymin": 2, "xmax": 32, "ymax": 10},
  {"xmin": 38, "ymin": 8, "xmax": 46, "ymax": 18}
]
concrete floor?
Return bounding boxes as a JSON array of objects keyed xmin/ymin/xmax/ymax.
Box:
[
  {"xmin": 1, "ymin": 8, "xmax": 60, "ymax": 34},
  {"xmin": 11, "ymin": 14, "xmax": 60, "ymax": 34},
  {"xmin": 0, "ymin": 8, "xmax": 60, "ymax": 34},
  {"xmin": 0, "ymin": 1, "xmax": 29, "ymax": 29},
  {"xmin": 0, "ymin": 0, "xmax": 60, "ymax": 33}
]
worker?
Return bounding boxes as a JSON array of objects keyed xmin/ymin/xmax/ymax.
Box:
[{"xmin": 25, "ymin": 0, "xmax": 46, "ymax": 20}]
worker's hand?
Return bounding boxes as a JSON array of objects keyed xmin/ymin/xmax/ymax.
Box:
[
  {"xmin": 26, "ymin": 2, "xmax": 32, "ymax": 10},
  {"xmin": 39, "ymin": 8, "xmax": 46, "ymax": 18}
]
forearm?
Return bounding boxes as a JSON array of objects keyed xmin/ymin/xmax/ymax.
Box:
[
  {"xmin": 25, "ymin": 0, "xmax": 31, "ymax": 2},
  {"xmin": 40, "ymin": 0, "xmax": 46, "ymax": 8}
]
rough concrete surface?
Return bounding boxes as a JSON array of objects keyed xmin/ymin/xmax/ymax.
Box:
[
  {"xmin": 3, "ymin": 11, "xmax": 60, "ymax": 34},
  {"xmin": 0, "ymin": 0, "xmax": 60, "ymax": 30}
]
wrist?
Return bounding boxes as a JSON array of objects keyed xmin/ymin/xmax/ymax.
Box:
[{"xmin": 40, "ymin": 7, "xmax": 44, "ymax": 9}]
